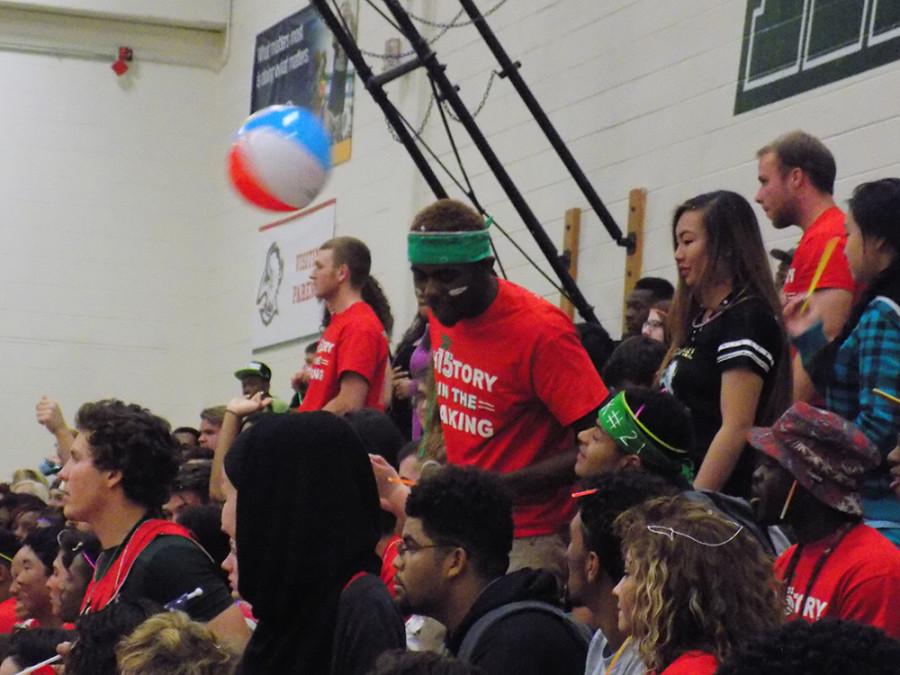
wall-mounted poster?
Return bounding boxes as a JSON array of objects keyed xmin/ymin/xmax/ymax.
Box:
[
  {"xmin": 735, "ymin": 1, "xmax": 900, "ymax": 113},
  {"xmin": 251, "ymin": 3, "xmax": 358, "ymax": 164},
  {"xmin": 252, "ymin": 199, "xmax": 336, "ymax": 350}
]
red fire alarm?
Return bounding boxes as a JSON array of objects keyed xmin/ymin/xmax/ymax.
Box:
[{"xmin": 111, "ymin": 46, "xmax": 133, "ymax": 76}]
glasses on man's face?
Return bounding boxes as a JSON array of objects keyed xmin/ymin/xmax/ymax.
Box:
[
  {"xmin": 643, "ymin": 319, "xmax": 665, "ymax": 330},
  {"xmin": 396, "ymin": 538, "xmax": 458, "ymax": 557}
]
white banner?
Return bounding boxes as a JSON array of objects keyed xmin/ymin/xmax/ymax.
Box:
[{"xmin": 252, "ymin": 199, "xmax": 335, "ymax": 350}]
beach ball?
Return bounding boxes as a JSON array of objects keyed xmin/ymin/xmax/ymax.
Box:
[{"xmin": 228, "ymin": 105, "xmax": 332, "ymax": 211}]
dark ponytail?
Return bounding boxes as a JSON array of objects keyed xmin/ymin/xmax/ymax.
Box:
[
  {"xmin": 809, "ymin": 178, "xmax": 900, "ymax": 380},
  {"xmin": 362, "ymin": 276, "xmax": 394, "ymax": 336}
]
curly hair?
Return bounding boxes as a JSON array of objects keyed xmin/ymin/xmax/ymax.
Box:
[
  {"xmin": 75, "ymin": 400, "xmax": 179, "ymax": 510},
  {"xmin": 116, "ymin": 610, "xmax": 237, "ymax": 675},
  {"xmin": 578, "ymin": 471, "xmax": 678, "ymax": 581},
  {"xmin": 405, "ymin": 465, "xmax": 512, "ymax": 579},
  {"xmin": 67, "ymin": 597, "xmax": 162, "ymax": 675},
  {"xmin": 717, "ymin": 619, "xmax": 900, "ymax": 675},
  {"xmin": 411, "ymin": 198, "xmax": 485, "ymax": 233},
  {"xmin": 614, "ymin": 495, "xmax": 782, "ymax": 671}
]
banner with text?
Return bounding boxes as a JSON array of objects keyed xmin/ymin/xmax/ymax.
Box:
[
  {"xmin": 250, "ymin": 3, "xmax": 358, "ymax": 165},
  {"xmin": 252, "ymin": 199, "xmax": 335, "ymax": 350}
]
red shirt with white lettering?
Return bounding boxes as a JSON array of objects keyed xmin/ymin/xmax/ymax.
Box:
[
  {"xmin": 429, "ymin": 280, "xmax": 608, "ymax": 537},
  {"xmin": 773, "ymin": 522, "xmax": 900, "ymax": 639},
  {"xmin": 782, "ymin": 206, "xmax": 855, "ymax": 299},
  {"xmin": 300, "ymin": 301, "xmax": 389, "ymax": 412}
]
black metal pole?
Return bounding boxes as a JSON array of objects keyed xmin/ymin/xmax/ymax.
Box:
[
  {"xmin": 309, "ymin": 0, "xmax": 448, "ymax": 200},
  {"xmin": 380, "ymin": 0, "xmax": 599, "ymax": 324},
  {"xmin": 456, "ymin": 0, "xmax": 632, "ymax": 251}
]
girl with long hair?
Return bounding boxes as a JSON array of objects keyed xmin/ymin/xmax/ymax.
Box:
[
  {"xmin": 659, "ymin": 191, "xmax": 789, "ymax": 496},
  {"xmin": 613, "ymin": 495, "xmax": 782, "ymax": 674},
  {"xmin": 786, "ymin": 178, "xmax": 900, "ymax": 545}
]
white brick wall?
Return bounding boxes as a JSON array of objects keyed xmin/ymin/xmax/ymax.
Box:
[{"xmin": 3, "ymin": 0, "xmax": 900, "ymax": 476}]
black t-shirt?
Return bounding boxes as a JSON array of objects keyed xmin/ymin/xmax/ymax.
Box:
[
  {"xmin": 95, "ymin": 534, "xmax": 233, "ymax": 622},
  {"xmin": 330, "ymin": 573, "xmax": 405, "ymax": 675},
  {"xmin": 660, "ymin": 293, "xmax": 783, "ymax": 496}
]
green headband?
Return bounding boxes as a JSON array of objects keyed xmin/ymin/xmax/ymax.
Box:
[
  {"xmin": 408, "ymin": 225, "xmax": 493, "ymax": 266},
  {"xmin": 597, "ymin": 391, "xmax": 694, "ymax": 483}
]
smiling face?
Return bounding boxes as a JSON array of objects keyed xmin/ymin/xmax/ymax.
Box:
[
  {"xmin": 10, "ymin": 546, "xmax": 52, "ymax": 621},
  {"xmin": 673, "ymin": 209, "xmax": 710, "ymax": 291},
  {"xmin": 575, "ymin": 425, "xmax": 625, "ymax": 478}
]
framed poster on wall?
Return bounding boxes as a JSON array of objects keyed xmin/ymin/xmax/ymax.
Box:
[
  {"xmin": 252, "ymin": 199, "xmax": 336, "ymax": 350},
  {"xmin": 251, "ymin": 2, "xmax": 359, "ymax": 164}
]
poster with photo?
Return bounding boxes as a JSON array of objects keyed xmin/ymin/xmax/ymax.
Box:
[{"xmin": 250, "ymin": 3, "xmax": 358, "ymax": 164}]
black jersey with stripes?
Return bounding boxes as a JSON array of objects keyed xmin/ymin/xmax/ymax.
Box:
[{"xmin": 660, "ymin": 292, "xmax": 783, "ymax": 498}]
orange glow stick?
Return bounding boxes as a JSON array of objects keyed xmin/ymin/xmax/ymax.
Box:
[
  {"xmin": 388, "ymin": 477, "xmax": 416, "ymax": 487},
  {"xmin": 800, "ymin": 237, "xmax": 839, "ymax": 314},
  {"xmin": 571, "ymin": 488, "xmax": 599, "ymax": 499}
]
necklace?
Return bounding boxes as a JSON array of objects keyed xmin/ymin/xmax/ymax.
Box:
[
  {"xmin": 690, "ymin": 287, "xmax": 748, "ymax": 332},
  {"xmin": 781, "ymin": 522, "xmax": 854, "ymax": 618}
]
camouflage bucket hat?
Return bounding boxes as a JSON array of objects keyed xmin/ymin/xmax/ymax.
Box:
[{"xmin": 748, "ymin": 402, "xmax": 880, "ymax": 515}]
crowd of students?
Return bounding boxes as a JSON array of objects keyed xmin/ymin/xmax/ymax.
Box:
[{"xmin": 0, "ymin": 129, "xmax": 899, "ymax": 674}]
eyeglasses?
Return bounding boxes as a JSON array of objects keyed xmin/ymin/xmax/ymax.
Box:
[
  {"xmin": 397, "ymin": 539, "xmax": 459, "ymax": 557},
  {"xmin": 643, "ymin": 319, "xmax": 665, "ymax": 330}
]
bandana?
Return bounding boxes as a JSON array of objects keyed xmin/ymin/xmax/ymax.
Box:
[
  {"xmin": 597, "ymin": 391, "xmax": 694, "ymax": 483},
  {"xmin": 407, "ymin": 228, "xmax": 492, "ymax": 265}
]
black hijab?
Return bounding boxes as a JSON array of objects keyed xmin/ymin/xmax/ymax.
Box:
[{"xmin": 225, "ymin": 412, "xmax": 382, "ymax": 674}]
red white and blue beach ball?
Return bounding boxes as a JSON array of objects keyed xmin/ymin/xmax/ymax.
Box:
[{"xmin": 228, "ymin": 105, "xmax": 332, "ymax": 212}]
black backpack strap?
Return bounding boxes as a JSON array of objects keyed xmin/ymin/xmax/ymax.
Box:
[{"xmin": 457, "ymin": 600, "xmax": 591, "ymax": 662}]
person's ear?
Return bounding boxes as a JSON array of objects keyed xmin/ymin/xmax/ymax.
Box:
[
  {"xmin": 585, "ymin": 551, "xmax": 601, "ymax": 584},
  {"xmin": 105, "ymin": 468, "xmax": 123, "ymax": 490},
  {"xmin": 444, "ymin": 546, "xmax": 468, "ymax": 580},
  {"xmin": 617, "ymin": 454, "xmax": 642, "ymax": 471}
]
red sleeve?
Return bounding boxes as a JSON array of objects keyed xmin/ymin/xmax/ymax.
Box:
[
  {"xmin": 840, "ymin": 574, "xmax": 900, "ymax": 640},
  {"xmin": 335, "ymin": 324, "xmax": 385, "ymax": 385},
  {"xmin": 786, "ymin": 233, "xmax": 854, "ymax": 294},
  {"xmin": 532, "ymin": 323, "xmax": 608, "ymax": 427}
]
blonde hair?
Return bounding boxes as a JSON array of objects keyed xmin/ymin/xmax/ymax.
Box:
[
  {"xmin": 116, "ymin": 611, "xmax": 237, "ymax": 675},
  {"xmin": 614, "ymin": 496, "xmax": 782, "ymax": 671}
]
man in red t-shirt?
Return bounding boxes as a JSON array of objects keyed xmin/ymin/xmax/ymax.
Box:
[
  {"xmin": 297, "ymin": 237, "xmax": 391, "ymax": 414},
  {"xmin": 755, "ymin": 131, "xmax": 855, "ymax": 401},
  {"xmin": 750, "ymin": 403, "xmax": 900, "ymax": 639},
  {"xmin": 407, "ymin": 199, "xmax": 608, "ymax": 578}
]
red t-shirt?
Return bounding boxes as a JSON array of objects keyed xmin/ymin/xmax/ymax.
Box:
[
  {"xmin": 773, "ymin": 523, "xmax": 900, "ymax": 639},
  {"xmin": 782, "ymin": 206, "xmax": 855, "ymax": 299},
  {"xmin": 0, "ymin": 596, "xmax": 16, "ymax": 634},
  {"xmin": 300, "ymin": 302, "xmax": 389, "ymax": 412},
  {"xmin": 429, "ymin": 280, "xmax": 608, "ymax": 537},
  {"xmin": 380, "ymin": 535, "xmax": 401, "ymax": 598},
  {"xmin": 658, "ymin": 651, "xmax": 718, "ymax": 675}
]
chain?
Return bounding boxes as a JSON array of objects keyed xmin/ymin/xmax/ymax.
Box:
[
  {"xmin": 447, "ymin": 69, "xmax": 499, "ymax": 120},
  {"xmin": 387, "ymin": 68, "xmax": 497, "ymax": 142},
  {"xmin": 354, "ymin": 0, "xmax": 509, "ymax": 59},
  {"xmin": 387, "ymin": 93, "xmax": 435, "ymax": 141},
  {"xmin": 407, "ymin": 0, "xmax": 510, "ymax": 28}
]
